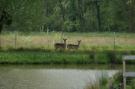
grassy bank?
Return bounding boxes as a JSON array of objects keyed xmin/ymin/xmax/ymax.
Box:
[
  {"xmin": 0, "ymin": 50, "xmax": 135, "ymax": 64},
  {"xmin": 111, "ymin": 73, "xmax": 135, "ymax": 89}
]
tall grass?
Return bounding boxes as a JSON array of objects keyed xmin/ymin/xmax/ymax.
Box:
[
  {"xmin": 85, "ymin": 72, "xmax": 135, "ymax": 89},
  {"xmin": 0, "ymin": 32, "xmax": 135, "ymax": 51},
  {"xmin": 84, "ymin": 73, "xmax": 108, "ymax": 89}
]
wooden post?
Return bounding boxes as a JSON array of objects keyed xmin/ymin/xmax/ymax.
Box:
[
  {"xmin": 123, "ymin": 56, "xmax": 135, "ymax": 89},
  {"xmin": 124, "ymin": 77, "xmax": 126, "ymax": 89},
  {"xmin": 47, "ymin": 27, "xmax": 49, "ymax": 35},
  {"xmin": 113, "ymin": 32, "xmax": 116, "ymax": 50},
  {"xmin": 123, "ymin": 60, "xmax": 126, "ymax": 89},
  {"xmin": 14, "ymin": 31, "xmax": 17, "ymax": 49},
  {"xmin": 61, "ymin": 31, "xmax": 64, "ymax": 42},
  {"xmin": 0, "ymin": 34, "xmax": 1, "ymax": 48},
  {"xmin": 47, "ymin": 29, "xmax": 49, "ymax": 49}
]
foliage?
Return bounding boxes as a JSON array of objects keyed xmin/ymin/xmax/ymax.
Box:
[{"xmin": 0, "ymin": 0, "xmax": 134, "ymax": 32}]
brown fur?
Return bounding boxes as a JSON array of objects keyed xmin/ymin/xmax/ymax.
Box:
[
  {"xmin": 54, "ymin": 39, "xmax": 67, "ymax": 50},
  {"xmin": 67, "ymin": 40, "xmax": 81, "ymax": 50}
]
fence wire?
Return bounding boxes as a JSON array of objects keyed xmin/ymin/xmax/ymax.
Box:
[{"xmin": 0, "ymin": 31, "xmax": 135, "ymax": 50}]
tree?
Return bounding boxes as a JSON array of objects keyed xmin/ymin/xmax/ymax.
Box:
[
  {"xmin": 0, "ymin": 10, "xmax": 12, "ymax": 33},
  {"xmin": 95, "ymin": 0, "xmax": 102, "ymax": 31},
  {"xmin": 0, "ymin": 0, "xmax": 134, "ymax": 32},
  {"xmin": 127, "ymin": 0, "xmax": 135, "ymax": 32}
]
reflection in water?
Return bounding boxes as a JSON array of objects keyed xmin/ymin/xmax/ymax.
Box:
[{"xmin": 0, "ymin": 65, "xmax": 118, "ymax": 89}]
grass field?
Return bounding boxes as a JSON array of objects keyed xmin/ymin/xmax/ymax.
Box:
[
  {"xmin": 0, "ymin": 50, "xmax": 135, "ymax": 64},
  {"xmin": 0, "ymin": 32, "xmax": 135, "ymax": 64},
  {"xmin": 0, "ymin": 32, "xmax": 135, "ymax": 51}
]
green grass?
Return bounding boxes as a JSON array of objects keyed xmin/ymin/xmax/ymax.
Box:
[
  {"xmin": 109, "ymin": 72, "xmax": 135, "ymax": 89},
  {"xmin": 0, "ymin": 32, "xmax": 135, "ymax": 64},
  {"xmin": 0, "ymin": 50, "xmax": 135, "ymax": 64},
  {"xmin": 0, "ymin": 50, "xmax": 89, "ymax": 64},
  {"xmin": 85, "ymin": 72, "xmax": 135, "ymax": 89},
  {"xmin": 84, "ymin": 72, "xmax": 135, "ymax": 89}
]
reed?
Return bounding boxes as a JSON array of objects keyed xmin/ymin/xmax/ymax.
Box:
[{"xmin": 84, "ymin": 73, "xmax": 108, "ymax": 89}]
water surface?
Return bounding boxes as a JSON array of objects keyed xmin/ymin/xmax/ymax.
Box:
[{"xmin": 0, "ymin": 65, "xmax": 119, "ymax": 89}]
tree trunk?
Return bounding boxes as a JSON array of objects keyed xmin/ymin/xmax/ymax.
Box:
[
  {"xmin": 0, "ymin": 24, "xmax": 2, "ymax": 48},
  {"xmin": 129, "ymin": 1, "xmax": 135, "ymax": 32},
  {"xmin": 58, "ymin": 0, "xmax": 65, "ymax": 22},
  {"xmin": 95, "ymin": 1, "xmax": 101, "ymax": 32}
]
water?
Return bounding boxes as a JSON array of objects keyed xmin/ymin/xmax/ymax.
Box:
[{"xmin": 0, "ymin": 65, "xmax": 119, "ymax": 89}]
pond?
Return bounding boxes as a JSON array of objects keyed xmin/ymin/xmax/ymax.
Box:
[{"xmin": 0, "ymin": 65, "xmax": 119, "ymax": 89}]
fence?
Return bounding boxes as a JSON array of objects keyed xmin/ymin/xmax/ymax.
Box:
[
  {"xmin": 0, "ymin": 31, "xmax": 135, "ymax": 50},
  {"xmin": 123, "ymin": 55, "xmax": 135, "ymax": 89}
]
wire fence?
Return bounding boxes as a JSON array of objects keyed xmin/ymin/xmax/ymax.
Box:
[{"xmin": 0, "ymin": 31, "xmax": 135, "ymax": 50}]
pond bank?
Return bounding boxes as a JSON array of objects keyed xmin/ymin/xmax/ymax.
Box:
[
  {"xmin": 86, "ymin": 72, "xmax": 135, "ymax": 89},
  {"xmin": 0, "ymin": 50, "xmax": 135, "ymax": 64}
]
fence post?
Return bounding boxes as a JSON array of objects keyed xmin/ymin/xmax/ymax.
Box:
[
  {"xmin": 123, "ymin": 59, "xmax": 126, "ymax": 89},
  {"xmin": 14, "ymin": 31, "xmax": 17, "ymax": 49},
  {"xmin": 46, "ymin": 28, "xmax": 50, "ymax": 49},
  {"xmin": 47, "ymin": 28, "xmax": 49, "ymax": 35},
  {"xmin": 113, "ymin": 32, "xmax": 116, "ymax": 50},
  {"xmin": 123, "ymin": 56, "xmax": 135, "ymax": 89},
  {"xmin": 0, "ymin": 34, "xmax": 1, "ymax": 48}
]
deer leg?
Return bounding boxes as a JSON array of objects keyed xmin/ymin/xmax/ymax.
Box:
[{"xmin": 55, "ymin": 47, "xmax": 57, "ymax": 51}]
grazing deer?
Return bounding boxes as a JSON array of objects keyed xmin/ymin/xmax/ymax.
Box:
[
  {"xmin": 67, "ymin": 40, "xmax": 81, "ymax": 50},
  {"xmin": 54, "ymin": 39, "xmax": 67, "ymax": 51}
]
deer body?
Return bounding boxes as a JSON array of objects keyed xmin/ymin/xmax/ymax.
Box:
[
  {"xmin": 67, "ymin": 40, "xmax": 81, "ymax": 50},
  {"xmin": 54, "ymin": 39, "xmax": 67, "ymax": 50}
]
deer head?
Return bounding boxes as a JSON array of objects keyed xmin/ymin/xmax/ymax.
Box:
[
  {"xmin": 63, "ymin": 39, "xmax": 67, "ymax": 44},
  {"xmin": 78, "ymin": 40, "xmax": 81, "ymax": 45}
]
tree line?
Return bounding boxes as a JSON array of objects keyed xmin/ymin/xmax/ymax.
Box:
[{"xmin": 0, "ymin": 0, "xmax": 135, "ymax": 32}]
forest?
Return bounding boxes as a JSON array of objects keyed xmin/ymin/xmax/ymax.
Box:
[{"xmin": 0, "ymin": 0, "xmax": 135, "ymax": 32}]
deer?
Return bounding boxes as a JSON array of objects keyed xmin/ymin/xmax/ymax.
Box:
[
  {"xmin": 54, "ymin": 39, "xmax": 67, "ymax": 51},
  {"xmin": 67, "ymin": 40, "xmax": 81, "ymax": 50}
]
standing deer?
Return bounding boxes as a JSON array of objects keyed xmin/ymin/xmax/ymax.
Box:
[
  {"xmin": 54, "ymin": 39, "xmax": 67, "ymax": 51},
  {"xmin": 67, "ymin": 40, "xmax": 81, "ymax": 50}
]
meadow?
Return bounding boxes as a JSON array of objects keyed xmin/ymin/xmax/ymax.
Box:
[
  {"xmin": 0, "ymin": 32, "xmax": 135, "ymax": 64},
  {"xmin": 0, "ymin": 32, "xmax": 135, "ymax": 51}
]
